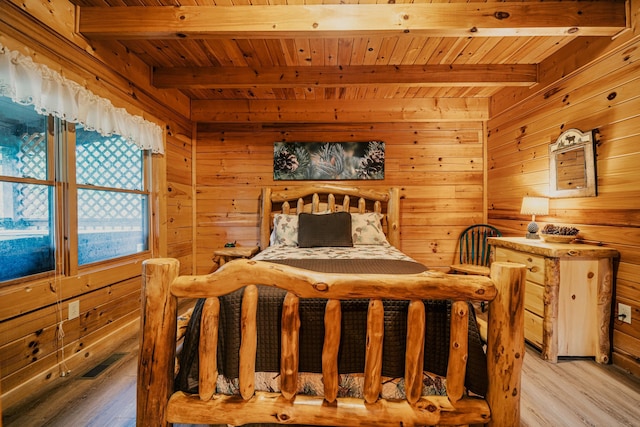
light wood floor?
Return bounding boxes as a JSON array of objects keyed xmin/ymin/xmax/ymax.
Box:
[{"xmin": 4, "ymin": 331, "xmax": 640, "ymax": 427}]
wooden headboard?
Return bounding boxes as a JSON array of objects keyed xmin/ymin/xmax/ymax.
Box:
[{"xmin": 259, "ymin": 184, "xmax": 400, "ymax": 249}]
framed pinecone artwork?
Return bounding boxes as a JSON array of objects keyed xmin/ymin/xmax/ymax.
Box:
[{"xmin": 273, "ymin": 141, "xmax": 385, "ymax": 181}]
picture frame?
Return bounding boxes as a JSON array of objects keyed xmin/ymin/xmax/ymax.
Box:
[
  {"xmin": 549, "ymin": 128, "xmax": 597, "ymax": 198},
  {"xmin": 273, "ymin": 141, "xmax": 385, "ymax": 181}
]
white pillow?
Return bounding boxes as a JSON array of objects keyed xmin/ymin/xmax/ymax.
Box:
[
  {"xmin": 351, "ymin": 212, "xmax": 388, "ymax": 245},
  {"xmin": 269, "ymin": 214, "xmax": 299, "ymax": 246}
]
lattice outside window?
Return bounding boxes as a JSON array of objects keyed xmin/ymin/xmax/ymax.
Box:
[
  {"xmin": 76, "ymin": 126, "xmax": 148, "ymax": 266},
  {"xmin": 0, "ymin": 96, "xmax": 54, "ymax": 282}
]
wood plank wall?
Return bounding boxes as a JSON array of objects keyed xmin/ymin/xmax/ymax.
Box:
[
  {"xmin": 487, "ymin": 37, "xmax": 640, "ymax": 376},
  {"xmin": 0, "ymin": 1, "xmax": 194, "ymax": 407},
  {"xmin": 194, "ymin": 122, "xmax": 485, "ymax": 274},
  {"xmin": 166, "ymin": 127, "xmax": 195, "ymax": 275}
]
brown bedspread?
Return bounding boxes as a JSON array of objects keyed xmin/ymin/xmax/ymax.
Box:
[{"xmin": 175, "ymin": 258, "xmax": 488, "ymax": 398}]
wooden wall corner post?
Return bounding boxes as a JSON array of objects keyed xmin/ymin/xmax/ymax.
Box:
[
  {"xmin": 137, "ymin": 258, "xmax": 180, "ymax": 427},
  {"xmin": 486, "ymin": 261, "xmax": 527, "ymax": 427}
]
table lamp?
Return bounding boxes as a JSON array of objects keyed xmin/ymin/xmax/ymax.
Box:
[{"xmin": 521, "ymin": 196, "xmax": 549, "ymax": 239}]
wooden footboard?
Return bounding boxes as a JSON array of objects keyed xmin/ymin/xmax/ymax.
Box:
[{"xmin": 137, "ymin": 259, "xmax": 526, "ymax": 427}]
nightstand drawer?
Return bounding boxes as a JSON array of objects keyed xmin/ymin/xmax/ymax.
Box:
[
  {"xmin": 495, "ymin": 248, "xmax": 545, "ymax": 284},
  {"xmin": 525, "ymin": 280, "xmax": 544, "ymax": 317},
  {"xmin": 524, "ymin": 310, "xmax": 544, "ymax": 350}
]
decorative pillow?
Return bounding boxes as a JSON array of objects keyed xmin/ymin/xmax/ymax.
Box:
[
  {"xmin": 351, "ymin": 212, "xmax": 388, "ymax": 245},
  {"xmin": 270, "ymin": 214, "xmax": 299, "ymax": 246},
  {"xmin": 298, "ymin": 212, "xmax": 353, "ymax": 248}
]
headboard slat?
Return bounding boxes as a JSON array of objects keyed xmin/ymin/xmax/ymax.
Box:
[
  {"xmin": 342, "ymin": 195, "xmax": 350, "ymax": 212},
  {"xmin": 280, "ymin": 292, "xmax": 300, "ymax": 401},
  {"xmin": 363, "ymin": 299, "xmax": 384, "ymax": 404},
  {"xmin": 328, "ymin": 193, "xmax": 335, "ymax": 212},
  {"xmin": 322, "ymin": 299, "xmax": 341, "ymax": 403},
  {"xmin": 446, "ymin": 300, "xmax": 469, "ymax": 403},
  {"xmin": 199, "ymin": 297, "xmax": 220, "ymax": 401},
  {"xmin": 239, "ymin": 285, "xmax": 258, "ymax": 400},
  {"xmin": 404, "ymin": 300, "xmax": 426, "ymax": 404}
]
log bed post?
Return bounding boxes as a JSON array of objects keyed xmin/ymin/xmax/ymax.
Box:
[
  {"xmin": 386, "ymin": 187, "xmax": 400, "ymax": 248},
  {"xmin": 260, "ymin": 187, "xmax": 272, "ymax": 250},
  {"xmin": 486, "ymin": 261, "xmax": 527, "ymax": 427},
  {"xmin": 199, "ymin": 297, "xmax": 220, "ymax": 400},
  {"xmin": 137, "ymin": 258, "xmax": 179, "ymax": 427}
]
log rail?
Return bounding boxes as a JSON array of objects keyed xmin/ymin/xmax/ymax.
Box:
[{"xmin": 137, "ymin": 258, "xmax": 526, "ymax": 427}]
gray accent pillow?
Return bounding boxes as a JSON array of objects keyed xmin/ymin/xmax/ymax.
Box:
[{"xmin": 298, "ymin": 212, "xmax": 353, "ymax": 247}]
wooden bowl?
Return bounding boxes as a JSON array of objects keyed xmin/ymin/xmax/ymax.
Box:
[{"xmin": 540, "ymin": 234, "xmax": 577, "ymax": 243}]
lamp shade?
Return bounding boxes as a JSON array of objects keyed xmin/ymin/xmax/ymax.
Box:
[{"xmin": 520, "ymin": 196, "xmax": 549, "ymax": 216}]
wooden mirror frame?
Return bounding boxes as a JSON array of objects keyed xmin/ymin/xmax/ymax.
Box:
[{"xmin": 549, "ymin": 128, "xmax": 597, "ymax": 198}]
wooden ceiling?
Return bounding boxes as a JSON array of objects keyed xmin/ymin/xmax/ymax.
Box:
[{"xmin": 69, "ymin": 0, "xmax": 628, "ymax": 122}]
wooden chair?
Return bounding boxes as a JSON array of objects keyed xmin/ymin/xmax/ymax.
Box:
[
  {"xmin": 450, "ymin": 224, "xmax": 502, "ymax": 277},
  {"xmin": 450, "ymin": 224, "xmax": 502, "ymax": 333}
]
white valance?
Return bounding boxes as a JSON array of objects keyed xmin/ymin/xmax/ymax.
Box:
[{"xmin": 0, "ymin": 43, "xmax": 164, "ymax": 154}]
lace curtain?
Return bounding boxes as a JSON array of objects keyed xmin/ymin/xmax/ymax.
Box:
[{"xmin": 0, "ymin": 43, "xmax": 164, "ymax": 154}]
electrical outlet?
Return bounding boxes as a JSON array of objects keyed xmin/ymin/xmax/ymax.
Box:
[
  {"xmin": 618, "ymin": 303, "xmax": 631, "ymax": 324},
  {"xmin": 68, "ymin": 300, "xmax": 80, "ymax": 320}
]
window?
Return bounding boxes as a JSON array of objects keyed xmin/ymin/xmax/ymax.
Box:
[
  {"xmin": 76, "ymin": 126, "xmax": 148, "ymax": 265},
  {"xmin": 0, "ymin": 95, "xmax": 150, "ymax": 283},
  {"xmin": 0, "ymin": 97, "xmax": 54, "ymax": 282}
]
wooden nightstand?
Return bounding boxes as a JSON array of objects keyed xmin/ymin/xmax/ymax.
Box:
[
  {"xmin": 213, "ymin": 245, "xmax": 259, "ymax": 268},
  {"xmin": 488, "ymin": 237, "xmax": 618, "ymax": 363}
]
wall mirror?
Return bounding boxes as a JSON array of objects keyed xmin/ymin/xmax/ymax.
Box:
[{"xmin": 549, "ymin": 128, "xmax": 597, "ymax": 198}]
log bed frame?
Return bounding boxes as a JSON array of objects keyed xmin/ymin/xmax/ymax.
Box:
[{"xmin": 137, "ymin": 185, "xmax": 526, "ymax": 426}]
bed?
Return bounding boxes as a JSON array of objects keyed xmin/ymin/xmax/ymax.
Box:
[{"xmin": 137, "ymin": 184, "xmax": 526, "ymax": 426}]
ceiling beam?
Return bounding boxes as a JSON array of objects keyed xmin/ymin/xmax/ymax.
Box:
[
  {"xmin": 191, "ymin": 99, "xmax": 489, "ymax": 123},
  {"xmin": 77, "ymin": 3, "xmax": 627, "ymax": 40},
  {"xmin": 153, "ymin": 64, "xmax": 537, "ymax": 89}
]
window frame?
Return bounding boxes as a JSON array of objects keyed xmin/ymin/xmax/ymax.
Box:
[{"xmin": 0, "ymin": 114, "xmax": 56, "ymax": 284}]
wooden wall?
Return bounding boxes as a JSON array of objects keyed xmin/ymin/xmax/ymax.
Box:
[
  {"xmin": 194, "ymin": 121, "xmax": 486, "ymax": 274},
  {"xmin": 166, "ymin": 127, "xmax": 195, "ymax": 275},
  {"xmin": 0, "ymin": 0, "xmax": 194, "ymax": 407},
  {"xmin": 487, "ymin": 37, "xmax": 640, "ymax": 375}
]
